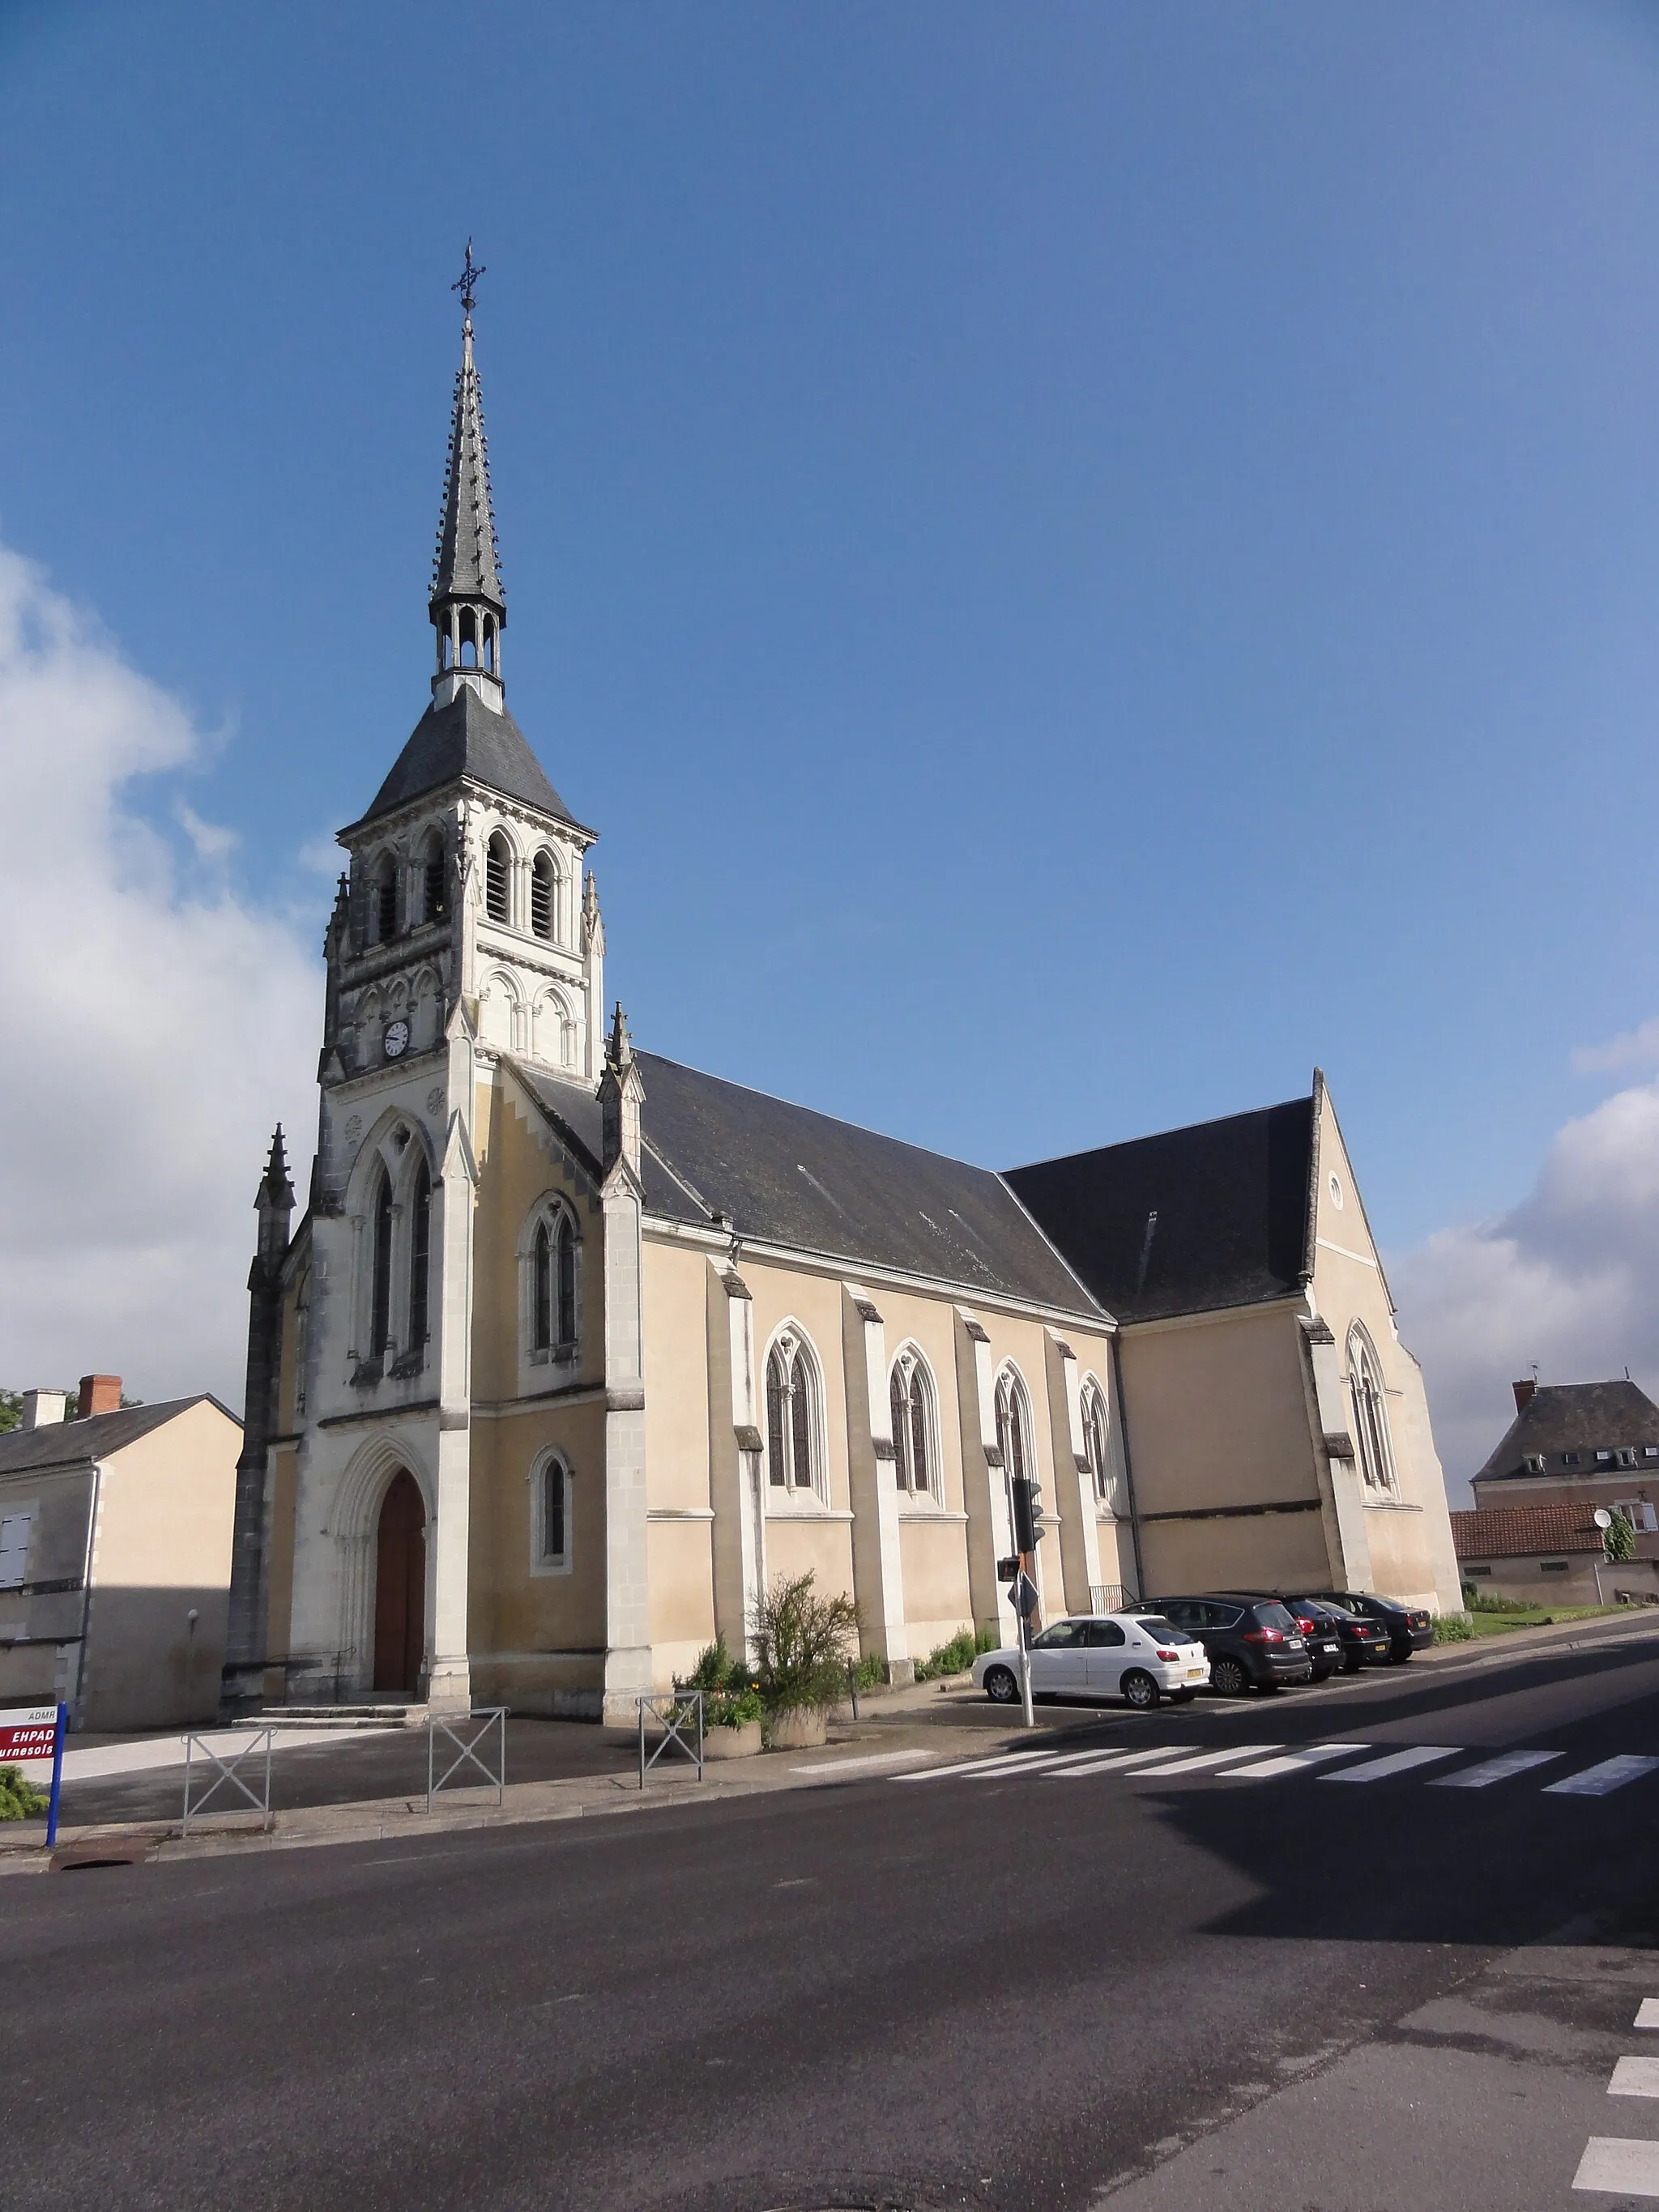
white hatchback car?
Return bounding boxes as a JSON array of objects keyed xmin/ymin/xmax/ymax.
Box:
[{"xmin": 972, "ymin": 1612, "xmax": 1210, "ymax": 1711}]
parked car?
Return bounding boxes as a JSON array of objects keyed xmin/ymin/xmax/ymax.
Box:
[
  {"xmin": 1261, "ymin": 1596, "xmax": 1345, "ymax": 1681},
  {"xmin": 1307, "ymin": 1590, "xmax": 1435, "ymax": 1664},
  {"xmin": 1146, "ymin": 1595, "xmax": 1314, "ymax": 1696},
  {"xmin": 973, "ymin": 1612, "xmax": 1210, "ymax": 1711}
]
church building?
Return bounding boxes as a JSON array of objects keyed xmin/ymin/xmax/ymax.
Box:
[{"xmin": 226, "ymin": 284, "xmax": 1460, "ymax": 1722}]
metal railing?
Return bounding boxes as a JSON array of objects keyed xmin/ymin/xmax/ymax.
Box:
[
  {"xmin": 638, "ymin": 1690, "xmax": 703, "ymax": 1788},
  {"xmin": 1090, "ymin": 1583, "xmax": 1138, "ymax": 1615},
  {"xmin": 424, "ymin": 1707, "xmax": 508, "ymax": 1813},
  {"xmin": 182, "ymin": 1727, "xmax": 275, "ymax": 1838}
]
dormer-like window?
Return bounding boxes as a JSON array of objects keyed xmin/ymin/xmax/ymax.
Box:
[
  {"xmin": 531, "ymin": 850, "xmax": 556, "ymax": 941},
  {"xmin": 486, "ymin": 833, "xmax": 511, "ymax": 924},
  {"xmin": 1562, "ymin": 1452, "xmax": 1581, "ymax": 1467},
  {"xmin": 1523, "ymin": 1454, "xmax": 1546, "ymax": 1475}
]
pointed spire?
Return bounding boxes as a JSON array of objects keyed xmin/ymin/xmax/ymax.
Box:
[
  {"xmin": 258, "ymin": 1125, "xmax": 296, "ymax": 1213},
  {"xmin": 429, "ymin": 245, "xmax": 505, "ymax": 697},
  {"xmin": 607, "ymin": 1000, "xmax": 633, "ymax": 1071}
]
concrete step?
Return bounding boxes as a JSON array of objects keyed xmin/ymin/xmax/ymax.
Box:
[{"xmin": 253, "ymin": 1705, "xmax": 427, "ymax": 1730}]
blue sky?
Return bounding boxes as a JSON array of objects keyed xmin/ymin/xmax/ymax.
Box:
[{"xmin": 3, "ymin": 2, "xmax": 1659, "ymax": 1469}]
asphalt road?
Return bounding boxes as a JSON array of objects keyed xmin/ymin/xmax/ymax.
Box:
[{"xmin": 10, "ymin": 1632, "xmax": 1659, "ymax": 2211}]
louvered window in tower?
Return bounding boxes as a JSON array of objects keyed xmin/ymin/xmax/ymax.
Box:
[
  {"xmin": 421, "ymin": 835, "xmax": 446, "ymax": 924},
  {"xmin": 407, "ymin": 1163, "xmax": 431, "ymax": 1357},
  {"xmin": 486, "ymin": 833, "xmax": 511, "ymax": 924},
  {"xmin": 369, "ymin": 1174, "xmax": 394, "ymax": 1359},
  {"xmin": 531, "ymin": 850, "xmax": 556, "ymax": 940},
  {"xmin": 374, "ymin": 857, "xmax": 398, "ymax": 944}
]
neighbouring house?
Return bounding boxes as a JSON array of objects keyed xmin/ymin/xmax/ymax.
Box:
[
  {"xmin": 1449, "ymin": 1500, "xmax": 1658, "ymax": 1608},
  {"xmin": 0, "ymin": 1378, "xmax": 241, "ymax": 1730},
  {"xmin": 1470, "ymin": 1379, "xmax": 1659, "ymax": 1564},
  {"xmin": 225, "ymin": 287, "xmax": 1462, "ymax": 1725}
]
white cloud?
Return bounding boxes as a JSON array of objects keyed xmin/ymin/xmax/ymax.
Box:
[
  {"xmin": 1571, "ymin": 1016, "xmax": 1659, "ymax": 1076},
  {"xmin": 0, "ymin": 545, "xmax": 319, "ymax": 1407},
  {"xmin": 176, "ymin": 801, "xmax": 240, "ymax": 864},
  {"xmin": 1392, "ymin": 1076, "xmax": 1659, "ymax": 1502}
]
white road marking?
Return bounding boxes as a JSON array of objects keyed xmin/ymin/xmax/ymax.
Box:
[
  {"xmin": 894, "ymin": 1748, "xmax": 1097, "ymax": 1783},
  {"xmin": 1546, "ymin": 1756, "xmax": 1659, "ymax": 1798},
  {"xmin": 790, "ymin": 1749, "xmax": 932, "ymax": 1775},
  {"xmin": 1573, "ymin": 2136, "xmax": 1659, "ymax": 2194},
  {"xmin": 1637, "ymin": 1999, "xmax": 1659, "ymax": 2030},
  {"xmin": 1124, "ymin": 1746, "xmax": 1280, "ymax": 1777},
  {"xmin": 1320, "ymin": 1746, "xmax": 1461, "ymax": 1784},
  {"xmin": 1222, "ymin": 1745, "xmax": 1371, "ymax": 1779},
  {"xmin": 1041, "ymin": 1746, "xmax": 1217, "ymax": 1779},
  {"xmin": 1609, "ymin": 2057, "xmax": 1659, "ymax": 2098},
  {"xmin": 1428, "ymin": 1750, "xmax": 1563, "ymax": 1789}
]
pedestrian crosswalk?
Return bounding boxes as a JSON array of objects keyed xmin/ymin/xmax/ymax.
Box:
[{"xmin": 893, "ymin": 1737, "xmax": 1659, "ymax": 1797}]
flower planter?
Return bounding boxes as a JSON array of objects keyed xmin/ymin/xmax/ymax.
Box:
[
  {"xmin": 764, "ymin": 1707, "xmax": 826, "ymax": 1751},
  {"xmin": 702, "ymin": 1720, "xmax": 762, "ymax": 1760}
]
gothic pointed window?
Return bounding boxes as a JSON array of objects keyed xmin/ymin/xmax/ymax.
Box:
[
  {"xmin": 420, "ymin": 833, "xmax": 446, "ymax": 925},
  {"xmin": 531, "ymin": 850, "xmax": 556, "ymax": 941},
  {"xmin": 369, "ymin": 1172, "xmax": 394, "ymax": 1359},
  {"xmin": 486, "ymin": 833, "xmax": 511, "ymax": 925},
  {"xmin": 765, "ymin": 1328, "xmax": 821, "ymax": 1495},
  {"xmin": 995, "ymin": 1366, "xmax": 1031, "ymax": 1486},
  {"xmin": 407, "ymin": 1162, "xmax": 432, "ymax": 1355},
  {"xmin": 373, "ymin": 855, "xmax": 398, "ymax": 944},
  {"xmin": 1348, "ymin": 1328, "xmax": 1396, "ymax": 1493},
  {"xmin": 1081, "ymin": 1379, "xmax": 1112, "ymax": 1506},
  {"xmin": 889, "ymin": 1349, "xmax": 934, "ymax": 1494},
  {"xmin": 532, "ymin": 1220, "xmax": 552, "ymax": 1351},
  {"xmin": 556, "ymin": 1212, "xmax": 577, "ymax": 1346}
]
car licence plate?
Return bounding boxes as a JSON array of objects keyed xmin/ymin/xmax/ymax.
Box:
[{"xmin": 1186, "ymin": 1667, "xmax": 1204, "ymax": 1679}]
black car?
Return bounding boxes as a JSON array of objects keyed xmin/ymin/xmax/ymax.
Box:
[
  {"xmin": 1149, "ymin": 1594, "xmax": 1314, "ymax": 1696},
  {"xmin": 1234, "ymin": 1594, "xmax": 1347, "ymax": 1681},
  {"xmin": 1283, "ymin": 1595, "xmax": 1389, "ymax": 1674},
  {"xmin": 1309, "ymin": 1590, "xmax": 1435, "ymax": 1664}
]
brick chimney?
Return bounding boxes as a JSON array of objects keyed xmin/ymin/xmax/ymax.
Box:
[
  {"xmin": 1512, "ymin": 1378, "xmax": 1537, "ymax": 1414},
  {"xmin": 77, "ymin": 1374, "xmax": 122, "ymax": 1418}
]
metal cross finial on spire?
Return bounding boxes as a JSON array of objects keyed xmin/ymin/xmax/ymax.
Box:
[{"xmin": 452, "ymin": 239, "xmax": 485, "ymax": 318}]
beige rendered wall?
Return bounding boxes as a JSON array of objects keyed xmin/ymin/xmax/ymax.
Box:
[
  {"xmin": 1120, "ymin": 1303, "xmax": 1333, "ymax": 1599},
  {"xmin": 642, "ymin": 1236, "xmax": 718, "ymax": 1680},
  {"xmin": 1310, "ymin": 1097, "xmax": 1461, "ymax": 1613},
  {"xmin": 77, "ymin": 1401, "xmax": 241, "ymax": 1732}
]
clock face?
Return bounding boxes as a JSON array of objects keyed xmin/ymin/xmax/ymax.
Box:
[{"xmin": 383, "ymin": 1019, "xmax": 411, "ymax": 1060}]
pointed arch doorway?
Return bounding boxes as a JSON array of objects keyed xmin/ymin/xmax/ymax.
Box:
[{"xmin": 373, "ymin": 1469, "xmax": 427, "ymax": 1694}]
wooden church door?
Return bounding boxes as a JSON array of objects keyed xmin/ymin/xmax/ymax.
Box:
[{"xmin": 373, "ymin": 1469, "xmax": 427, "ymax": 1694}]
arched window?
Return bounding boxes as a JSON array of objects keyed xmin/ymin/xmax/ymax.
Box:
[
  {"xmin": 531, "ymin": 1208, "xmax": 578, "ymax": 1354},
  {"xmin": 485, "ymin": 832, "xmax": 511, "ymax": 924},
  {"xmin": 483, "ymin": 616, "xmax": 497, "ymax": 675},
  {"xmin": 373, "ymin": 855, "xmax": 398, "ymax": 944},
  {"xmin": 531, "ymin": 1453, "xmax": 572, "ymax": 1574},
  {"xmin": 531, "ymin": 850, "xmax": 556, "ymax": 940},
  {"xmin": 407, "ymin": 1162, "xmax": 431, "ymax": 1356},
  {"xmin": 369, "ymin": 1172, "xmax": 394, "ymax": 1360},
  {"xmin": 1081, "ymin": 1379, "xmax": 1113, "ymax": 1507},
  {"xmin": 292, "ymin": 1269, "xmax": 311, "ymax": 1417},
  {"xmin": 766, "ymin": 1328, "xmax": 820, "ymax": 1494},
  {"xmin": 1349, "ymin": 1328, "xmax": 1397, "ymax": 1492},
  {"xmin": 420, "ymin": 833, "xmax": 446, "ymax": 925},
  {"xmin": 889, "ymin": 1348, "xmax": 934, "ymax": 1495},
  {"xmin": 995, "ymin": 1366, "xmax": 1032, "ymax": 1486}
]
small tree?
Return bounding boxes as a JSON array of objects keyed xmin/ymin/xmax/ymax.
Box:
[
  {"xmin": 749, "ymin": 1571, "xmax": 859, "ymax": 1715},
  {"xmin": 1605, "ymin": 1512, "xmax": 1636, "ymax": 1565}
]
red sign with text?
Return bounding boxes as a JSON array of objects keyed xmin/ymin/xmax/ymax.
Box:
[{"xmin": 0, "ymin": 1705, "xmax": 62, "ymax": 1762}]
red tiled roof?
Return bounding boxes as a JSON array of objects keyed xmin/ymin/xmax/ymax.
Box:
[{"xmin": 1451, "ymin": 1503, "xmax": 1603, "ymax": 1562}]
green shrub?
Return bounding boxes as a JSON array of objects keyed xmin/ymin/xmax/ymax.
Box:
[
  {"xmin": 0, "ymin": 1765, "xmax": 47, "ymax": 1821},
  {"xmin": 1432, "ymin": 1612, "xmax": 1476, "ymax": 1643},
  {"xmin": 678, "ymin": 1635, "xmax": 763, "ymax": 1729},
  {"xmin": 1606, "ymin": 1513, "xmax": 1636, "ymax": 1564},
  {"xmin": 749, "ymin": 1572, "xmax": 860, "ymax": 1714},
  {"xmin": 852, "ymin": 1652, "xmax": 888, "ymax": 1692},
  {"xmin": 914, "ymin": 1626, "xmax": 981, "ymax": 1681}
]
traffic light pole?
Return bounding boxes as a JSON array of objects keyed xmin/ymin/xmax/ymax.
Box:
[{"xmin": 1017, "ymin": 1585, "xmax": 1034, "ymax": 1728}]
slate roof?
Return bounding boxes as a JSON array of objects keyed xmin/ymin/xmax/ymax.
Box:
[
  {"xmin": 1451, "ymin": 1504, "xmax": 1603, "ymax": 1560},
  {"xmin": 1003, "ymin": 1095, "xmax": 1316, "ymax": 1325},
  {"xmin": 510, "ymin": 1055, "xmax": 1102, "ymax": 1315},
  {"xmin": 1471, "ymin": 1381, "xmax": 1659, "ymax": 1487},
  {"xmin": 352, "ymin": 685, "xmax": 579, "ymax": 832},
  {"xmin": 0, "ymin": 1396, "xmax": 237, "ymax": 1479},
  {"xmin": 430, "ymin": 316, "xmax": 504, "ymax": 616}
]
